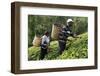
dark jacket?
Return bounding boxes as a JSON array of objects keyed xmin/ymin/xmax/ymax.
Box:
[{"xmin": 58, "ymin": 25, "xmax": 74, "ymax": 42}]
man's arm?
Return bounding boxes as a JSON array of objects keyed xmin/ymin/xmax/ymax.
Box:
[{"xmin": 69, "ymin": 32, "xmax": 80, "ymax": 38}]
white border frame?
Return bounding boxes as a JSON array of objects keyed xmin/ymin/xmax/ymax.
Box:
[{"xmin": 20, "ymin": 6, "xmax": 95, "ymax": 70}]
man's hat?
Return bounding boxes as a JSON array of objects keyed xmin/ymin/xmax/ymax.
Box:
[{"xmin": 67, "ymin": 19, "xmax": 73, "ymax": 23}]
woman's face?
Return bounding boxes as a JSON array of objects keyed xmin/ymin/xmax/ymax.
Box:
[{"xmin": 45, "ymin": 33, "xmax": 49, "ymax": 37}]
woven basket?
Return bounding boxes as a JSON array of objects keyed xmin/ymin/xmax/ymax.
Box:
[
  {"xmin": 32, "ymin": 35, "xmax": 42, "ymax": 47},
  {"xmin": 51, "ymin": 24, "xmax": 62, "ymax": 40}
]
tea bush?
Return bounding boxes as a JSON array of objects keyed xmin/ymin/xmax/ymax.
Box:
[{"xmin": 28, "ymin": 32, "xmax": 88, "ymax": 60}]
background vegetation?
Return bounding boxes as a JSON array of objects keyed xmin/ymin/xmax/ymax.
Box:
[{"xmin": 28, "ymin": 15, "xmax": 88, "ymax": 47}]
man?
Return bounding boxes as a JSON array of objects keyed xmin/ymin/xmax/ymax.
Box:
[
  {"xmin": 58, "ymin": 19, "xmax": 76, "ymax": 54},
  {"xmin": 39, "ymin": 31, "xmax": 50, "ymax": 60}
]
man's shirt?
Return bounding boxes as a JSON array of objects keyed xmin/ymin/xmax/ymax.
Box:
[{"xmin": 58, "ymin": 25, "xmax": 73, "ymax": 42}]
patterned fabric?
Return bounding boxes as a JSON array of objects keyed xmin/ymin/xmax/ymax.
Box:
[{"xmin": 58, "ymin": 25, "xmax": 73, "ymax": 42}]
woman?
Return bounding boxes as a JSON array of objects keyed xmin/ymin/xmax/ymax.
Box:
[{"xmin": 39, "ymin": 31, "xmax": 50, "ymax": 60}]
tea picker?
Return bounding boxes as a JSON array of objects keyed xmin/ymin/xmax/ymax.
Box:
[
  {"xmin": 58, "ymin": 19, "xmax": 77, "ymax": 54},
  {"xmin": 39, "ymin": 31, "xmax": 50, "ymax": 60}
]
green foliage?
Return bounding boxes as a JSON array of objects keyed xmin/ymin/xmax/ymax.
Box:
[
  {"xmin": 28, "ymin": 46, "xmax": 40, "ymax": 60},
  {"xmin": 28, "ymin": 32, "xmax": 88, "ymax": 60},
  {"xmin": 28, "ymin": 15, "xmax": 88, "ymax": 47},
  {"xmin": 58, "ymin": 33, "xmax": 88, "ymax": 59},
  {"xmin": 73, "ymin": 17, "xmax": 88, "ymax": 35}
]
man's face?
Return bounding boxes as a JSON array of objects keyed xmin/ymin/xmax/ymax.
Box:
[{"xmin": 68, "ymin": 22, "xmax": 73, "ymax": 26}]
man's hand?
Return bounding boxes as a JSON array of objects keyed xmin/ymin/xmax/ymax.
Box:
[
  {"xmin": 73, "ymin": 33, "xmax": 81, "ymax": 39},
  {"xmin": 73, "ymin": 33, "xmax": 77, "ymax": 37}
]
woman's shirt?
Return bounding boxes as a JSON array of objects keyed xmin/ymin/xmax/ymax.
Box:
[{"xmin": 41, "ymin": 35, "xmax": 50, "ymax": 49}]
